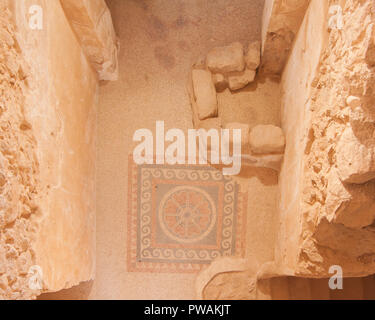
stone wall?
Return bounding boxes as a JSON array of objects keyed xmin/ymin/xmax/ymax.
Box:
[
  {"xmin": 0, "ymin": 1, "xmax": 40, "ymax": 299},
  {"xmin": 277, "ymin": 0, "xmax": 375, "ymax": 277},
  {"xmin": 0, "ymin": 0, "xmax": 100, "ymax": 298}
]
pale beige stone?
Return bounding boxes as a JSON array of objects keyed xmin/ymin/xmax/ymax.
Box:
[
  {"xmin": 206, "ymin": 42, "xmax": 245, "ymax": 74},
  {"xmin": 249, "ymin": 125, "xmax": 285, "ymax": 154},
  {"xmin": 336, "ymin": 126, "xmax": 375, "ymax": 184},
  {"xmin": 326, "ymin": 170, "xmax": 375, "ymax": 229},
  {"xmin": 191, "ymin": 69, "xmax": 218, "ymax": 120},
  {"xmin": 60, "ymin": 0, "xmax": 119, "ymax": 81},
  {"xmin": 246, "ymin": 41, "xmax": 261, "ymax": 70},
  {"xmin": 228, "ymin": 69, "xmax": 256, "ymax": 91}
]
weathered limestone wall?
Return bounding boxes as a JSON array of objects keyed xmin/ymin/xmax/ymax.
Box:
[
  {"xmin": 0, "ymin": 1, "xmax": 40, "ymax": 299},
  {"xmin": 0, "ymin": 0, "xmax": 99, "ymax": 298},
  {"xmin": 278, "ymin": 0, "xmax": 375, "ymax": 277}
]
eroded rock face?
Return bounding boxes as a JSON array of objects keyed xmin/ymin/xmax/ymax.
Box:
[
  {"xmin": 249, "ymin": 125, "xmax": 286, "ymax": 154},
  {"xmin": 206, "ymin": 42, "xmax": 245, "ymax": 74},
  {"xmin": 336, "ymin": 125, "xmax": 375, "ymax": 184},
  {"xmin": 278, "ymin": 0, "xmax": 375, "ymax": 278},
  {"xmin": 191, "ymin": 69, "xmax": 218, "ymax": 120},
  {"xmin": 0, "ymin": 3, "xmax": 40, "ymax": 300}
]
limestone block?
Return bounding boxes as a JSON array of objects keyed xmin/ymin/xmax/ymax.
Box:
[
  {"xmin": 278, "ymin": 0, "xmax": 375, "ymax": 278},
  {"xmin": 60, "ymin": 0, "xmax": 119, "ymax": 81},
  {"xmin": 5, "ymin": 0, "xmax": 98, "ymax": 299},
  {"xmin": 228, "ymin": 69, "xmax": 256, "ymax": 91},
  {"xmin": 261, "ymin": 0, "xmax": 310, "ymax": 74},
  {"xmin": 191, "ymin": 69, "xmax": 218, "ymax": 120},
  {"xmin": 206, "ymin": 42, "xmax": 245, "ymax": 74},
  {"xmin": 336, "ymin": 126, "xmax": 375, "ymax": 184},
  {"xmin": 212, "ymin": 73, "xmax": 227, "ymax": 92},
  {"xmin": 249, "ymin": 125, "xmax": 285, "ymax": 154},
  {"xmin": 246, "ymin": 41, "xmax": 261, "ymax": 70}
]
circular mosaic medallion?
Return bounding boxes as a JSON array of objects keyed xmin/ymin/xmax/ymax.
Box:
[{"xmin": 158, "ymin": 186, "xmax": 217, "ymax": 244}]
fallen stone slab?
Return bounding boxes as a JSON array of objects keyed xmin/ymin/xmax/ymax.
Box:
[
  {"xmin": 191, "ymin": 69, "xmax": 218, "ymax": 120},
  {"xmin": 326, "ymin": 169, "xmax": 375, "ymax": 229},
  {"xmin": 206, "ymin": 42, "xmax": 245, "ymax": 74},
  {"xmin": 249, "ymin": 124, "xmax": 286, "ymax": 154},
  {"xmin": 246, "ymin": 41, "xmax": 261, "ymax": 70}
]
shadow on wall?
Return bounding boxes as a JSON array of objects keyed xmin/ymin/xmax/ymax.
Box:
[{"xmin": 37, "ymin": 281, "xmax": 94, "ymax": 300}]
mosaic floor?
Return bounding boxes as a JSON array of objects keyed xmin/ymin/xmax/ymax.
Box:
[{"xmin": 127, "ymin": 158, "xmax": 247, "ymax": 273}]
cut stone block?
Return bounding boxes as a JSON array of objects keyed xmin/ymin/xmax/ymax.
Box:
[
  {"xmin": 206, "ymin": 42, "xmax": 245, "ymax": 74},
  {"xmin": 336, "ymin": 125, "xmax": 375, "ymax": 184},
  {"xmin": 228, "ymin": 69, "xmax": 256, "ymax": 91},
  {"xmin": 60, "ymin": 0, "xmax": 119, "ymax": 81},
  {"xmin": 246, "ymin": 41, "xmax": 261, "ymax": 70},
  {"xmin": 212, "ymin": 73, "xmax": 227, "ymax": 92},
  {"xmin": 191, "ymin": 69, "xmax": 218, "ymax": 120},
  {"xmin": 249, "ymin": 125, "xmax": 285, "ymax": 154}
]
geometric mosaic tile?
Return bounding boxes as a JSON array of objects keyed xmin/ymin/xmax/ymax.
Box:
[{"xmin": 127, "ymin": 157, "xmax": 247, "ymax": 273}]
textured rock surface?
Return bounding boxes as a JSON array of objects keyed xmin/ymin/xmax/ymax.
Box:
[
  {"xmin": 60, "ymin": 0, "xmax": 119, "ymax": 81},
  {"xmin": 206, "ymin": 42, "xmax": 245, "ymax": 74},
  {"xmin": 191, "ymin": 69, "xmax": 218, "ymax": 120},
  {"xmin": 228, "ymin": 69, "xmax": 256, "ymax": 91},
  {"xmin": 0, "ymin": 2, "xmax": 40, "ymax": 300},
  {"xmin": 277, "ymin": 0, "xmax": 375, "ymax": 278},
  {"xmin": 261, "ymin": 0, "xmax": 310, "ymax": 74},
  {"xmin": 0, "ymin": 0, "xmax": 98, "ymax": 299},
  {"xmin": 249, "ymin": 124, "xmax": 285, "ymax": 154}
]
